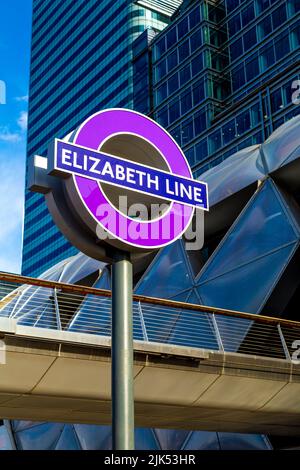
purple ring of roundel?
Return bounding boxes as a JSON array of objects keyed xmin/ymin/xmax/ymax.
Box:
[{"xmin": 73, "ymin": 109, "xmax": 193, "ymax": 248}]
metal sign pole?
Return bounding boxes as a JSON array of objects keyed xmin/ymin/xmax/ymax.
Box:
[{"xmin": 111, "ymin": 251, "xmax": 135, "ymax": 450}]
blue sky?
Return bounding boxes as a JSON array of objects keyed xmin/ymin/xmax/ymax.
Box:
[{"xmin": 0, "ymin": 0, "xmax": 32, "ymax": 273}]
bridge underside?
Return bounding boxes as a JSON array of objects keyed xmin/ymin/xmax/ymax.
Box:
[{"xmin": 0, "ymin": 320, "xmax": 299, "ymax": 436}]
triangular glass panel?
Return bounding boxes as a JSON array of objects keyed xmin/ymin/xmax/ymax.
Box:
[
  {"xmin": 140, "ymin": 301, "xmax": 179, "ymax": 344},
  {"xmin": 0, "ymin": 425, "xmax": 13, "ymax": 450},
  {"xmin": 170, "ymin": 289, "xmax": 193, "ymax": 302},
  {"xmin": 12, "ymin": 421, "xmax": 44, "ymax": 432},
  {"xmin": 17, "ymin": 301, "xmax": 58, "ymax": 330},
  {"xmin": 59, "ymin": 254, "xmax": 101, "ymax": 284},
  {"xmin": 14, "ymin": 423, "xmax": 64, "ymax": 450},
  {"xmin": 262, "ymin": 116, "xmax": 300, "ymax": 173},
  {"xmin": 55, "ymin": 425, "xmax": 81, "ymax": 450},
  {"xmin": 135, "ymin": 240, "xmax": 193, "ymax": 299},
  {"xmin": 197, "ymin": 180, "xmax": 298, "ymax": 284},
  {"xmin": 67, "ymin": 294, "xmax": 111, "ymax": 336},
  {"xmin": 135, "ymin": 428, "xmax": 160, "ymax": 450},
  {"xmin": 74, "ymin": 424, "xmax": 112, "ymax": 450},
  {"xmin": 154, "ymin": 429, "xmax": 190, "ymax": 450},
  {"xmin": 34, "ymin": 300, "xmax": 58, "ymax": 329},
  {"xmin": 93, "ymin": 268, "xmax": 111, "ymax": 290},
  {"xmin": 183, "ymin": 431, "xmax": 220, "ymax": 450},
  {"xmin": 166, "ymin": 291, "xmax": 219, "ymax": 349},
  {"xmin": 197, "ymin": 243, "xmax": 297, "ymax": 314},
  {"xmin": 218, "ymin": 432, "xmax": 271, "ymax": 450}
]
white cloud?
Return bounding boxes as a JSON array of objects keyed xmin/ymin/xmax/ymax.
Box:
[
  {"xmin": 15, "ymin": 95, "xmax": 29, "ymax": 102},
  {"xmin": 17, "ymin": 111, "xmax": 28, "ymax": 132},
  {"xmin": 0, "ymin": 127, "xmax": 20, "ymax": 142}
]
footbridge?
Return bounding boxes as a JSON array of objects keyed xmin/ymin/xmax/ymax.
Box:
[{"xmin": 0, "ymin": 273, "xmax": 299, "ymax": 436}]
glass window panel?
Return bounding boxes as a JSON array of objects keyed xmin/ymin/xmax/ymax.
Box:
[
  {"xmin": 243, "ymin": 26, "xmax": 257, "ymax": 52},
  {"xmin": 191, "ymin": 52, "xmax": 203, "ymax": 76},
  {"xmin": 179, "ymin": 40, "xmax": 190, "ymax": 62},
  {"xmin": 256, "ymin": 0, "xmax": 270, "ymax": 13},
  {"xmin": 181, "ymin": 118, "xmax": 194, "ymax": 145},
  {"xmin": 190, "ymin": 29, "xmax": 202, "ymax": 53},
  {"xmin": 260, "ymin": 42, "xmax": 275, "ymax": 70},
  {"xmin": 180, "ymin": 65, "xmax": 191, "ymax": 86},
  {"xmin": 156, "ymin": 107, "xmax": 168, "ymax": 128},
  {"xmin": 195, "ymin": 139, "xmax": 208, "ymax": 162},
  {"xmin": 194, "ymin": 109, "xmax": 207, "ymax": 134},
  {"xmin": 274, "ymin": 32, "xmax": 290, "ymax": 61},
  {"xmin": 253, "ymin": 130, "xmax": 263, "ymax": 144},
  {"xmin": 167, "ymin": 49, "xmax": 178, "ymax": 72},
  {"xmin": 181, "ymin": 89, "xmax": 192, "ymax": 115},
  {"xmin": 198, "ymin": 244, "xmax": 297, "ymax": 313},
  {"xmin": 166, "ymin": 27, "xmax": 177, "ymax": 49},
  {"xmin": 283, "ymin": 79, "xmax": 295, "ymax": 104},
  {"xmin": 189, "ymin": 6, "xmax": 201, "ymax": 29},
  {"xmin": 293, "ymin": 0, "xmax": 300, "ymax": 13},
  {"xmin": 241, "ymin": 3, "xmax": 255, "ymax": 27},
  {"xmin": 245, "ymin": 53, "xmax": 259, "ymax": 81},
  {"xmin": 198, "ymin": 180, "xmax": 298, "ymax": 284},
  {"xmin": 155, "ymin": 59, "xmax": 166, "ymax": 81},
  {"xmin": 154, "ymin": 37, "xmax": 166, "ymax": 61},
  {"xmin": 170, "ymin": 125, "xmax": 181, "ymax": 145},
  {"xmin": 193, "ymin": 80, "xmax": 205, "ymax": 106},
  {"xmin": 251, "ymin": 102, "xmax": 261, "ymax": 125},
  {"xmin": 156, "ymin": 82, "xmax": 167, "ymax": 104},
  {"xmin": 272, "ymin": 4, "xmax": 287, "ymax": 29},
  {"xmin": 258, "ymin": 16, "xmax": 272, "ymax": 39},
  {"xmin": 168, "ymin": 73, "xmax": 179, "ymax": 95},
  {"xmin": 168, "ymin": 98, "xmax": 180, "ymax": 123},
  {"xmin": 135, "ymin": 240, "xmax": 193, "ymax": 299},
  {"xmin": 230, "ymin": 37, "xmax": 243, "ymax": 61},
  {"xmin": 209, "ymin": 129, "xmax": 222, "ymax": 153},
  {"xmin": 222, "ymin": 120, "xmax": 236, "ymax": 144},
  {"xmin": 236, "ymin": 109, "xmax": 251, "ymax": 135},
  {"xmin": 185, "ymin": 147, "xmax": 195, "ymax": 166},
  {"xmin": 291, "ymin": 24, "xmax": 300, "ymax": 48},
  {"xmin": 232, "ymin": 64, "xmax": 245, "ymax": 91},
  {"xmin": 270, "ymin": 88, "xmax": 283, "ymax": 113},
  {"xmin": 226, "ymin": 0, "xmax": 240, "ymax": 13},
  {"xmin": 228, "ymin": 13, "xmax": 241, "ymax": 36},
  {"xmin": 177, "ymin": 17, "xmax": 188, "ymax": 39}
]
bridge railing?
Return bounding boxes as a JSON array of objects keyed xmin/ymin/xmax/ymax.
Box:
[{"xmin": 0, "ymin": 272, "xmax": 299, "ymax": 361}]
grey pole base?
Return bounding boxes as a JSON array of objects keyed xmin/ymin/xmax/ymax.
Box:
[{"xmin": 111, "ymin": 251, "xmax": 135, "ymax": 450}]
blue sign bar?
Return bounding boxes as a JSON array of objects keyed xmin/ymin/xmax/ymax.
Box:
[{"xmin": 50, "ymin": 139, "xmax": 209, "ymax": 210}]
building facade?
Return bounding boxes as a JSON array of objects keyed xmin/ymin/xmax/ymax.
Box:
[
  {"xmin": 22, "ymin": 0, "xmax": 176, "ymax": 277},
  {"xmin": 133, "ymin": 0, "xmax": 300, "ymax": 177},
  {"xmin": 4, "ymin": 115, "xmax": 300, "ymax": 449}
]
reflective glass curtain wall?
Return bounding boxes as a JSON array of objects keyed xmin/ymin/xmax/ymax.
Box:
[
  {"xmin": 22, "ymin": 0, "xmax": 170, "ymax": 277},
  {"xmin": 148, "ymin": 0, "xmax": 300, "ymax": 176}
]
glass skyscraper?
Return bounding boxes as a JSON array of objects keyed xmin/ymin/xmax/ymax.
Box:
[
  {"xmin": 133, "ymin": 0, "xmax": 300, "ymax": 177},
  {"xmin": 22, "ymin": 0, "xmax": 177, "ymax": 277},
  {"xmin": 24, "ymin": 0, "xmax": 300, "ymax": 277}
]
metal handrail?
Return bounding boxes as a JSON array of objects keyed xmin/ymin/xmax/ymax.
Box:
[{"xmin": 0, "ymin": 271, "xmax": 299, "ymax": 329}]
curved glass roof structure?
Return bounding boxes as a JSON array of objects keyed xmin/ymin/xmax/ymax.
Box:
[{"xmin": 2, "ymin": 115, "xmax": 300, "ymax": 450}]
